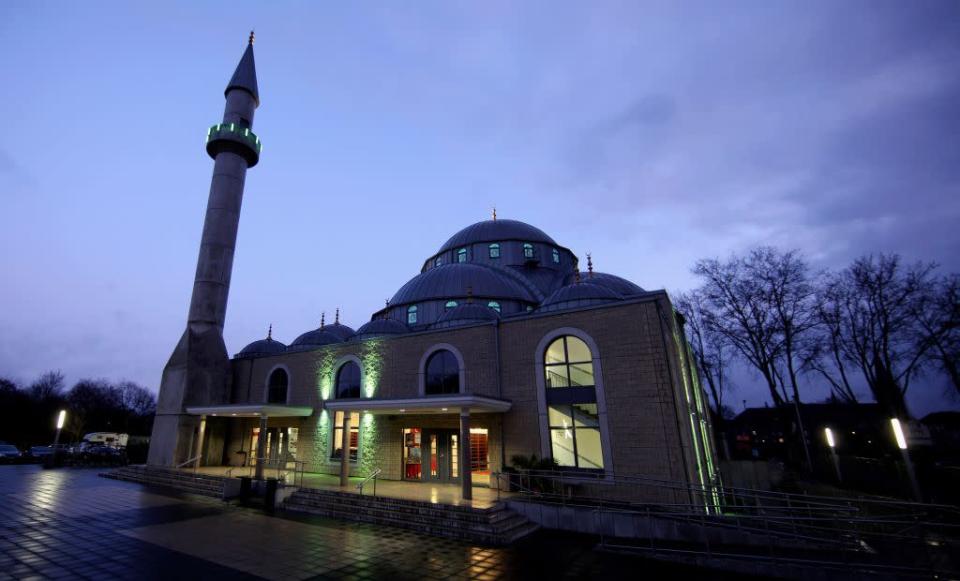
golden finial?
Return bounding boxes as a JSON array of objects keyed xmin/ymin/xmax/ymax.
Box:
[
  {"xmin": 267, "ymin": 324, "xmax": 272, "ymax": 340},
  {"xmin": 249, "ymin": 30, "xmax": 255, "ymax": 45},
  {"xmin": 586, "ymin": 253, "xmax": 593, "ymax": 277},
  {"xmin": 335, "ymin": 308, "xmax": 340, "ymax": 324},
  {"xmin": 492, "ymin": 206, "xmax": 497, "ymax": 221},
  {"xmin": 320, "ymin": 312, "xmax": 325, "ymax": 328}
]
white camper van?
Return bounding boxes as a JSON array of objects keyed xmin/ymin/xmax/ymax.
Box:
[{"xmin": 80, "ymin": 432, "xmax": 129, "ymax": 450}]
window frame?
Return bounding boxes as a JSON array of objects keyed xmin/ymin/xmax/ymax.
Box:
[
  {"xmin": 418, "ymin": 343, "xmax": 466, "ymax": 397},
  {"xmin": 265, "ymin": 365, "xmax": 290, "ymax": 404},
  {"xmin": 548, "ymin": 403, "xmax": 604, "ymax": 471},
  {"xmin": 407, "ymin": 305, "xmax": 418, "ymax": 325},
  {"xmin": 330, "ymin": 410, "xmax": 360, "ymax": 463},
  {"xmin": 487, "ymin": 300, "xmax": 501, "ymax": 313},
  {"xmin": 488, "ymin": 243, "xmax": 500, "ymax": 259},
  {"xmin": 334, "ymin": 360, "xmax": 362, "ymax": 399},
  {"xmin": 552, "ymin": 248, "xmax": 560, "ymax": 264},
  {"xmin": 523, "ymin": 243, "xmax": 535, "ymax": 259},
  {"xmin": 456, "ymin": 248, "xmax": 467, "ymax": 263}
]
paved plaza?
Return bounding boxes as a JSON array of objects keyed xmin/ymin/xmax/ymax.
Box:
[{"xmin": 0, "ymin": 466, "xmax": 726, "ymax": 580}]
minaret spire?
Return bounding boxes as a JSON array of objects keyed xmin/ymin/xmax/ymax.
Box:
[
  {"xmin": 586, "ymin": 253, "xmax": 593, "ymax": 277},
  {"xmin": 226, "ymin": 33, "xmax": 259, "ymax": 106},
  {"xmin": 267, "ymin": 324, "xmax": 272, "ymax": 340},
  {"xmin": 321, "ymin": 312, "xmax": 326, "ymax": 328},
  {"xmin": 335, "ymin": 308, "xmax": 340, "ymax": 324}
]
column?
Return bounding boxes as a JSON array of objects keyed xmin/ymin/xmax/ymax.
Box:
[
  {"xmin": 193, "ymin": 415, "xmax": 207, "ymax": 469},
  {"xmin": 339, "ymin": 411, "xmax": 351, "ymax": 487},
  {"xmin": 460, "ymin": 407, "xmax": 472, "ymax": 501},
  {"xmin": 254, "ymin": 414, "xmax": 268, "ymax": 480}
]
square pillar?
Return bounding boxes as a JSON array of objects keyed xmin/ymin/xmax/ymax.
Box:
[
  {"xmin": 254, "ymin": 415, "xmax": 268, "ymax": 480},
  {"xmin": 340, "ymin": 410, "xmax": 352, "ymax": 487},
  {"xmin": 193, "ymin": 415, "xmax": 207, "ymax": 469},
  {"xmin": 460, "ymin": 407, "xmax": 472, "ymax": 501}
]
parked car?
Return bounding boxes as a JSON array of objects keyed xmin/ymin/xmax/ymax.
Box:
[
  {"xmin": 0, "ymin": 444, "xmax": 23, "ymax": 464},
  {"xmin": 28, "ymin": 446, "xmax": 54, "ymax": 462}
]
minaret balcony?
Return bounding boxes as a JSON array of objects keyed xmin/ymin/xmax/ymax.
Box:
[{"xmin": 205, "ymin": 123, "xmax": 262, "ymax": 167}]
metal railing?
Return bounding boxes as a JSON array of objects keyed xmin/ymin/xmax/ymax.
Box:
[
  {"xmin": 175, "ymin": 455, "xmax": 201, "ymax": 474},
  {"xmin": 357, "ymin": 468, "xmax": 382, "ymax": 497},
  {"xmin": 247, "ymin": 457, "xmax": 307, "ymax": 488},
  {"xmin": 491, "ymin": 469, "xmax": 960, "ymax": 575}
]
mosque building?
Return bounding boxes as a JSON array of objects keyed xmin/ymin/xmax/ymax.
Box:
[{"xmin": 148, "ymin": 35, "xmax": 718, "ymax": 504}]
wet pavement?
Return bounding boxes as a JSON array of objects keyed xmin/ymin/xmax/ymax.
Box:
[{"xmin": 0, "ymin": 465, "xmax": 729, "ymax": 580}]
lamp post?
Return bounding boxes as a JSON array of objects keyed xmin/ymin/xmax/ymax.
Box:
[
  {"xmin": 824, "ymin": 427, "xmax": 842, "ymax": 483},
  {"xmin": 52, "ymin": 410, "xmax": 66, "ymax": 464},
  {"xmin": 891, "ymin": 418, "xmax": 921, "ymax": 502}
]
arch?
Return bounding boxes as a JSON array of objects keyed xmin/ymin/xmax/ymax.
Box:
[
  {"xmin": 264, "ymin": 364, "xmax": 291, "ymax": 404},
  {"xmin": 333, "ymin": 355, "xmax": 364, "ymax": 399},
  {"xmin": 534, "ymin": 328, "xmax": 613, "ymax": 476},
  {"xmin": 418, "ymin": 343, "xmax": 466, "ymax": 396}
]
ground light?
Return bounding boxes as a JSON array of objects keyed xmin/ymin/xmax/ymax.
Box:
[
  {"xmin": 890, "ymin": 418, "xmax": 921, "ymax": 501},
  {"xmin": 824, "ymin": 427, "xmax": 842, "ymax": 482}
]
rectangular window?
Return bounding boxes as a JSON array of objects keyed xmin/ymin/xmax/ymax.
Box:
[
  {"xmin": 403, "ymin": 428, "xmax": 422, "ymax": 480},
  {"xmin": 489, "ymin": 244, "xmax": 500, "ymax": 259},
  {"xmin": 331, "ymin": 411, "xmax": 360, "ymax": 462},
  {"xmin": 548, "ymin": 404, "xmax": 603, "ymax": 470},
  {"xmin": 469, "ymin": 428, "xmax": 489, "ymax": 478}
]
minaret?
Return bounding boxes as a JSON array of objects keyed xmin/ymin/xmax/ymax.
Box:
[{"xmin": 148, "ymin": 34, "xmax": 262, "ymax": 466}]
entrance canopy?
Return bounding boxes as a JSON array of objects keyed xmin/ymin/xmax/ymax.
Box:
[
  {"xmin": 324, "ymin": 394, "xmax": 511, "ymax": 415},
  {"xmin": 184, "ymin": 404, "xmax": 313, "ymax": 417}
]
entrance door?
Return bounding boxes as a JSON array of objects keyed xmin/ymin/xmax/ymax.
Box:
[{"xmin": 423, "ymin": 429, "xmax": 459, "ymax": 483}]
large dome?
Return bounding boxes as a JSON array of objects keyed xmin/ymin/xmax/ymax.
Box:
[
  {"xmin": 539, "ymin": 281, "xmax": 623, "ymax": 313},
  {"xmin": 237, "ymin": 336, "xmax": 287, "ymax": 358},
  {"xmin": 390, "ymin": 263, "xmax": 538, "ymax": 306},
  {"xmin": 437, "ymin": 219, "xmax": 557, "ymax": 254},
  {"xmin": 565, "ymin": 271, "xmax": 645, "ymax": 296},
  {"xmin": 287, "ymin": 328, "xmax": 342, "ymax": 352}
]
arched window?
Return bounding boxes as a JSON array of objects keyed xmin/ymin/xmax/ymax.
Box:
[
  {"xmin": 544, "ymin": 336, "xmax": 594, "ymax": 388},
  {"xmin": 434, "ymin": 256, "xmax": 442, "ymax": 267},
  {"xmin": 335, "ymin": 361, "xmax": 361, "ymax": 399},
  {"xmin": 488, "ymin": 243, "xmax": 500, "ymax": 259},
  {"xmin": 267, "ymin": 368, "xmax": 288, "ymax": 404},
  {"xmin": 523, "ymin": 243, "xmax": 534, "ymax": 259},
  {"xmin": 487, "ymin": 301, "xmax": 501, "ymax": 313},
  {"xmin": 457, "ymin": 248, "xmax": 467, "ymax": 263},
  {"xmin": 425, "ymin": 350, "xmax": 460, "ymax": 395},
  {"xmin": 543, "ymin": 335, "xmax": 603, "ymax": 469},
  {"xmin": 407, "ymin": 305, "xmax": 418, "ymax": 325},
  {"xmin": 445, "ymin": 300, "xmax": 458, "ymax": 310},
  {"xmin": 552, "ymin": 248, "xmax": 560, "ymax": 264}
]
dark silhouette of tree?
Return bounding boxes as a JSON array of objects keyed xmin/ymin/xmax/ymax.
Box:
[
  {"xmin": 28, "ymin": 370, "xmax": 65, "ymax": 401},
  {"xmin": 675, "ymin": 289, "xmax": 732, "ymax": 415},
  {"xmin": 915, "ymin": 274, "xmax": 960, "ymax": 396}
]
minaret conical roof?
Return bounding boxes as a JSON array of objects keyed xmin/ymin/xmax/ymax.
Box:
[{"xmin": 225, "ymin": 34, "xmax": 259, "ymax": 106}]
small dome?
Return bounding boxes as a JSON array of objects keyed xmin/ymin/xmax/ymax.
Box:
[
  {"xmin": 237, "ymin": 337, "xmax": 287, "ymax": 358},
  {"xmin": 354, "ymin": 318, "xmax": 410, "ymax": 339},
  {"xmin": 390, "ymin": 263, "xmax": 538, "ymax": 306},
  {"xmin": 288, "ymin": 328, "xmax": 342, "ymax": 352},
  {"xmin": 565, "ymin": 272, "xmax": 645, "ymax": 296},
  {"xmin": 539, "ymin": 282, "xmax": 623, "ymax": 313},
  {"xmin": 322, "ymin": 322, "xmax": 356, "ymax": 341},
  {"xmin": 437, "ymin": 219, "xmax": 557, "ymax": 254},
  {"xmin": 433, "ymin": 303, "xmax": 500, "ymax": 329}
]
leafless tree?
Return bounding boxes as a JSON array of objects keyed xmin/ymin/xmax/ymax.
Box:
[
  {"xmin": 915, "ymin": 274, "xmax": 960, "ymax": 396},
  {"xmin": 823, "ymin": 254, "xmax": 936, "ymax": 418},
  {"xmin": 28, "ymin": 370, "xmax": 65, "ymax": 401},
  {"xmin": 117, "ymin": 381, "xmax": 157, "ymax": 416},
  {"xmin": 802, "ymin": 279, "xmax": 860, "ymax": 403},
  {"xmin": 674, "ymin": 289, "xmax": 732, "ymax": 416}
]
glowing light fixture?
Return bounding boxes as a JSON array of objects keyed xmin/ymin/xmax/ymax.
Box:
[
  {"xmin": 824, "ymin": 427, "xmax": 835, "ymax": 448},
  {"xmin": 56, "ymin": 410, "xmax": 66, "ymax": 430},
  {"xmin": 891, "ymin": 418, "xmax": 908, "ymax": 450}
]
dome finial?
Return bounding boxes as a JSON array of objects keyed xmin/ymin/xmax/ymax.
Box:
[
  {"xmin": 491, "ymin": 206, "xmax": 497, "ymax": 221},
  {"xmin": 586, "ymin": 252, "xmax": 593, "ymax": 277},
  {"xmin": 335, "ymin": 308, "xmax": 340, "ymax": 324},
  {"xmin": 320, "ymin": 312, "xmax": 325, "ymax": 328},
  {"xmin": 467, "ymin": 285, "xmax": 474, "ymax": 303},
  {"xmin": 249, "ymin": 30, "xmax": 255, "ymax": 45},
  {"xmin": 267, "ymin": 324, "xmax": 272, "ymax": 340}
]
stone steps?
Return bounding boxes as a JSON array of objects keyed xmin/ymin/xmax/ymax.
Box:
[
  {"xmin": 101, "ymin": 466, "xmax": 227, "ymax": 498},
  {"xmin": 284, "ymin": 488, "xmax": 539, "ymax": 545}
]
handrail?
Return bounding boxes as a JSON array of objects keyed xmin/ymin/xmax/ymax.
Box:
[
  {"xmin": 357, "ymin": 468, "xmax": 382, "ymax": 497},
  {"xmin": 175, "ymin": 456, "xmax": 201, "ymax": 471}
]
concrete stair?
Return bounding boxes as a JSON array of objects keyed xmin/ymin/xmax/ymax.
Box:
[
  {"xmin": 283, "ymin": 487, "xmax": 539, "ymax": 546},
  {"xmin": 101, "ymin": 465, "xmax": 227, "ymax": 498}
]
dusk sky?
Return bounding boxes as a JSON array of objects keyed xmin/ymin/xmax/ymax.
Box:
[{"xmin": 1, "ymin": 2, "xmax": 958, "ymax": 415}]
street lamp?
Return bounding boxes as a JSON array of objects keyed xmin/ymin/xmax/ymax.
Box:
[
  {"xmin": 824, "ymin": 427, "xmax": 842, "ymax": 483},
  {"xmin": 52, "ymin": 409, "xmax": 66, "ymax": 464},
  {"xmin": 890, "ymin": 418, "xmax": 921, "ymax": 501}
]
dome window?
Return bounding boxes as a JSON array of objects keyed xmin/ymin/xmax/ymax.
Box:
[
  {"xmin": 552, "ymin": 248, "xmax": 560, "ymax": 264},
  {"xmin": 407, "ymin": 305, "xmax": 418, "ymax": 325},
  {"xmin": 457, "ymin": 248, "xmax": 467, "ymax": 263},
  {"xmin": 487, "ymin": 301, "xmax": 501, "ymax": 313},
  {"xmin": 523, "ymin": 243, "xmax": 535, "ymax": 259},
  {"xmin": 434, "ymin": 256, "xmax": 442, "ymax": 267},
  {"xmin": 445, "ymin": 300, "xmax": 458, "ymax": 310},
  {"xmin": 488, "ymin": 243, "xmax": 500, "ymax": 259}
]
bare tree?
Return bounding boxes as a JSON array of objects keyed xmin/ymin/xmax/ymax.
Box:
[
  {"xmin": 824, "ymin": 254, "xmax": 936, "ymax": 418},
  {"xmin": 117, "ymin": 381, "xmax": 157, "ymax": 416},
  {"xmin": 802, "ymin": 280, "xmax": 860, "ymax": 403},
  {"xmin": 28, "ymin": 370, "xmax": 65, "ymax": 401},
  {"xmin": 915, "ymin": 274, "xmax": 960, "ymax": 396},
  {"xmin": 674, "ymin": 289, "xmax": 732, "ymax": 415}
]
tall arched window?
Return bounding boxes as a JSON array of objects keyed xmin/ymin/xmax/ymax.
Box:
[
  {"xmin": 267, "ymin": 368, "xmax": 288, "ymax": 404},
  {"xmin": 543, "ymin": 336, "xmax": 603, "ymax": 469},
  {"xmin": 407, "ymin": 305, "xmax": 418, "ymax": 325},
  {"xmin": 335, "ymin": 361, "xmax": 361, "ymax": 399},
  {"xmin": 425, "ymin": 350, "xmax": 459, "ymax": 395}
]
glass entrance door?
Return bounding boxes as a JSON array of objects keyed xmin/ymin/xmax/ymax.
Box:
[{"xmin": 423, "ymin": 429, "xmax": 459, "ymax": 483}]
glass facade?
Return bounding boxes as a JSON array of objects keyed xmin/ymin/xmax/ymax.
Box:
[
  {"xmin": 543, "ymin": 335, "xmax": 604, "ymax": 470},
  {"xmin": 331, "ymin": 411, "xmax": 360, "ymax": 462}
]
